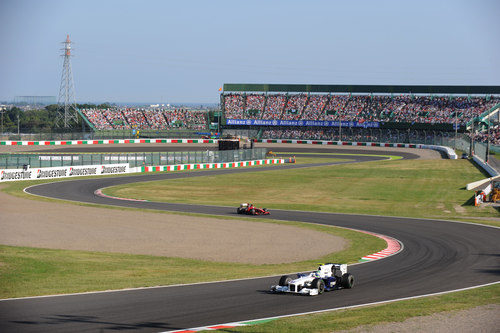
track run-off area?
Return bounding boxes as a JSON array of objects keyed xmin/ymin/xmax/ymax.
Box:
[{"xmin": 1, "ymin": 145, "xmax": 499, "ymax": 332}]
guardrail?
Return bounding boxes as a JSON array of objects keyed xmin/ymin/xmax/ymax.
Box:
[{"xmin": 255, "ymin": 139, "xmax": 458, "ymax": 159}]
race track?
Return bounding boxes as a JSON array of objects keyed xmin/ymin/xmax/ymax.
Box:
[{"xmin": 1, "ymin": 148, "xmax": 499, "ymax": 332}]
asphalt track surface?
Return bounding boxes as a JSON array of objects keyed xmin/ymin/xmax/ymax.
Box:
[{"xmin": 1, "ymin": 148, "xmax": 499, "ymax": 332}]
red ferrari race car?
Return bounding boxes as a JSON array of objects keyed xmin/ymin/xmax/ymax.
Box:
[{"xmin": 236, "ymin": 203, "xmax": 270, "ymax": 215}]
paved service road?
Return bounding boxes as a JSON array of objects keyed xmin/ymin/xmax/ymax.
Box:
[{"xmin": 1, "ymin": 149, "xmax": 499, "ymax": 332}]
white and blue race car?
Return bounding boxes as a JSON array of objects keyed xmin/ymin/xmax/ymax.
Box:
[{"xmin": 271, "ymin": 263, "xmax": 354, "ymax": 296}]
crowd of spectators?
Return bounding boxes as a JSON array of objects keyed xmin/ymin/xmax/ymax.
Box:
[
  {"xmin": 223, "ymin": 93, "xmax": 499, "ymax": 126},
  {"xmin": 262, "ymin": 127, "xmax": 398, "ymax": 142},
  {"xmin": 262, "ymin": 94, "xmax": 286, "ymax": 119},
  {"xmin": 81, "ymin": 108, "xmax": 208, "ymax": 130},
  {"xmin": 82, "ymin": 108, "xmax": 114, "ymax": 130},
  {"xmin": 81, "ymin": 93, "xmax": 499, "ymax": 144},
  {"xmin": 302, "ymin": 95, "xmax": 328, "ymax": 120},
  {"xmin": 223, "ymin": 94, "xmax": 245, "ymax": 119},
  {"xmin": 122, "ymin": 108, "xmax": 149, "ymax": 129},
  {"xmin": 101, "ymin": 109, "xmax": 129, "ymax": 130},
  {"xmin": 262, "ymin": 127, "xmax": 334, "ymax": 140},
  {"xmin": 473, "ymin": 125, "xmax": 500, "ymax": 145},
  {"xmin": 163, "ymin": 109, "xmax": 207, "ymax": 130},
  {"xmin": 260, "ymin": 125, "xmax": 500, "ymax": 145},
  {"xmin": 142, "ymin": 109, "xmax": 169, "ymax": 129},
  {"xmin": 320, "ymin": 95, "xmax": 349, "ymax": 121},
  {"xmin": 260, "ymin": 127, "xmax": 461, "ymax": 144},
  {"xmin": 282, "ymin": 94, "xmax": 308, "ymax": 120},
  {"xmin": 244, "ymin": 94, "xmax": 265, "ymax": 119}
]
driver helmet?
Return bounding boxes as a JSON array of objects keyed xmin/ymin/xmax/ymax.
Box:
[{"xmin": 313, "ymin": 270, "xmax": 321, "ymax": 278}]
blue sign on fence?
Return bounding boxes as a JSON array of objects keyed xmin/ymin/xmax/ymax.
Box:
[{"xmin": 225, "ymin": 119, "xmax": 380, "ymax": 128}]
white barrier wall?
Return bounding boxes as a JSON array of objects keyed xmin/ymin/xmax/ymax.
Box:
[
  {"xmin": 0, "ymin": 164, "xmax": 129, "ymax": 182},
  {"xmin": 471, "ymin": 156, "xmax": 500, "ymax": 178},
  {"xmin": 0, "ymin": 159, "xmax": 285, "ymax": 182},
  {"xmin": 419, "ymin": 145, "xmax": 458, "ymax": 159}
]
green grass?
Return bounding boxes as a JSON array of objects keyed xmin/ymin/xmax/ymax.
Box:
[
  {"xmin": 103, "ymin": 158, "xmax": 499, "ymax": 223},
  {"xmin": 218, "ymin": 283, "xmax": 500, "ymax": 332},
  {"xmin": 1, "ymin": 153, "xmax": 498, "ymax": 331},
  {"xmin": 0, "ymin": 219, "xmax": 384, "ymax": 298}
]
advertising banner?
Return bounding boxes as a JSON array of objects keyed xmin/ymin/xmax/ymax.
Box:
[
  {"xmin": 0, "ymin": 164, "xmax": 129, "ymax": 182},
  {"xmin": 226, "ymin": 119, "xmax": 380, "ymax": 128}
]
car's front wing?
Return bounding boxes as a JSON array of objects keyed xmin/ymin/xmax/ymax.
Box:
[{"xmin": 271, "ymin": 285, "xmax": 319, "ymax": 296}]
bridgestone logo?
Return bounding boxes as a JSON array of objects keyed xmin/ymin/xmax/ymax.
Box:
[
  {"xmin": 37, "ymin": 169, "xmax": 68, "ymax": 179},
  {"xmin": 101, "ymin": 166, "xmax": 127, "ymax": 174},
  {"xmin": 1, "ymin": 170, "xmax": 32, "ymax": 180},
  {"xmin": 69, "ymin": 167, "xmax": 98, "ymax": 176},
  {"xmin": 1, "ymin": 164, "xmax": 129, "ymax": 182}
]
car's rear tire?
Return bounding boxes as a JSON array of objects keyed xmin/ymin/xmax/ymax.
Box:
[
  {"xmin": 279, "ymin": 275, "xmax": 292, "ymax": 286},
  {"xmin": 236, "ymin": 208, "xmax": 242, "ymax": 214},
  {"xmin": 313, "ymin": 278, "xmax": 325, "ymax": 294},
  {"xmin": 341, "ymin": 273, "xmax": 354, "ymax": 289}
]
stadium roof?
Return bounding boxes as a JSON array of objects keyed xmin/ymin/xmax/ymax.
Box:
[{"xmin": 223, "ymin": 84, "xmax": 500, "ymax": 95}]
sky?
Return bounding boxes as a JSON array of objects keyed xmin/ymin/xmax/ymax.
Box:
[{"xmin": 0, "ymin": 0, "xmax": 499, "ymax": 104}]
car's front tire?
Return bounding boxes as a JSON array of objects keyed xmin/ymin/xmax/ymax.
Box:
[
  {"xmin": 279, "ymin": 275, "xmax": 292, "ymax": 286},
  {"xmin": 313, "ymin": 278, "xmax": 325, "ymax": 294}
]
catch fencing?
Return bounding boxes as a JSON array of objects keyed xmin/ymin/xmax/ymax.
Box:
[
  {"xmin": 438, "ymin": 134, "xmax": 491, "ymax": 162},
  {"xmin": 0, "ymin": 148, "xmax": 266, "ymax": 170},
  {"xmin": 1, "ymin": 129, "xmax": 206, "ymax": 141}
]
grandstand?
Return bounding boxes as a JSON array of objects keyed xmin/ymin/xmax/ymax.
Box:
[
  {"xmin": 221, "ymin": 84, "xmax": 500, "ymax": 144},
  {"xmin": 74, "ymin": 84, "xmax": 500, "ymax": 145},
  {"xmin": 81, "ymin": 108, "xmax": 209, "ymax": 131}
]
